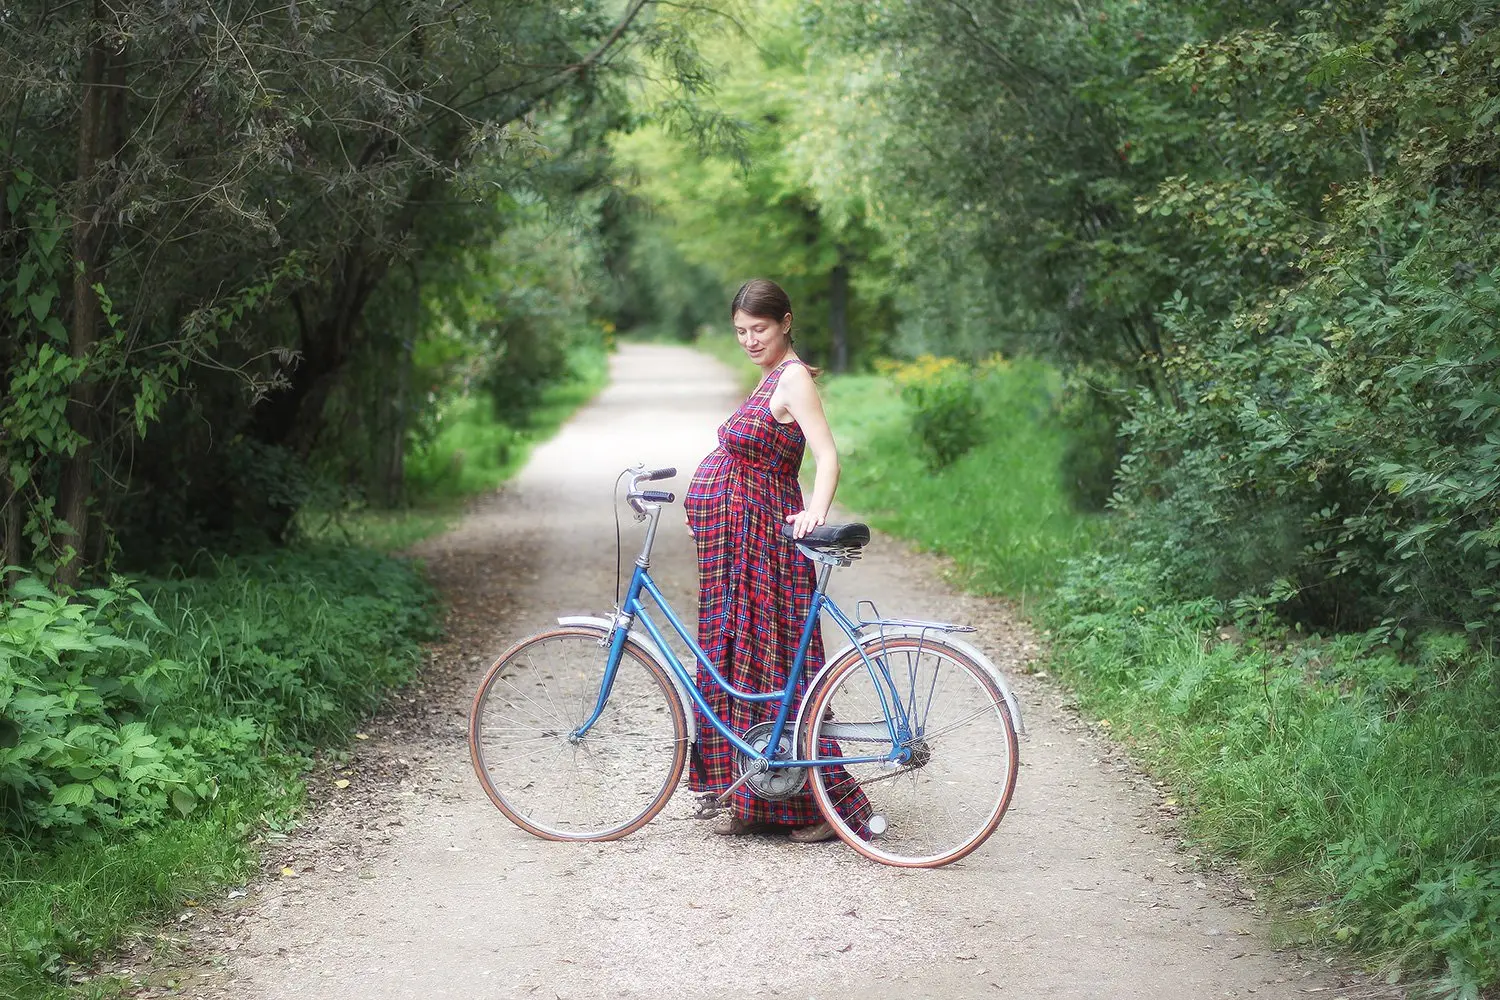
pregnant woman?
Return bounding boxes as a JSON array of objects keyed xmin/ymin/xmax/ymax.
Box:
[{"xmin": 684, "ymin": 278, "xmax": 870, "ymax": 842}]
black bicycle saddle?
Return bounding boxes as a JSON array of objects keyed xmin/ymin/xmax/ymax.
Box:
[{"xmin": 779, "ymin": 522, "xmax": 871, "ymax": 549}]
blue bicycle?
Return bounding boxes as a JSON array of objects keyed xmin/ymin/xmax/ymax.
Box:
[{"xmin": 468, "ymin": 466, "xmax": 1025, "ymax": 868}]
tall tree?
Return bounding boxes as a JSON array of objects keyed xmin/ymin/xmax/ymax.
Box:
[{"xmin": 1, "ymin": 0, "xmax": 726, "ymax": 573}]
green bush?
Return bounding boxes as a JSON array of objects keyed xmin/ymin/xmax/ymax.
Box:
[
  {"xmin": 885, "ymin": 355, "xmax": 986, "ymax": 470},
  {"xmin": 403, "ymin": 393, "xmax": 521, "ymax": 501},
  {"xmin": 0, "ymin": 547, "xmax": 437, "ymax": 836},
  {"xmin": 480, "ymin": 314, "xmax": 571, "ymax": 425},
  {"xmin": 1112, "ymin": 240, "xmax": 1500, "ymax": 633},
  {"xmin": 0, "ymin": 578, "xmax": 252, "ymax": 833},
  {"xmin": 824, "ymin": 357, "xmax": 1096, "ymax": 596},
  {"xmin": 1, "ymin": 544, "xmax": 439, "ymax": 996},
  {"xmin": 1056, "ymin": 366, "xmax": 1128, "ymax": 513},
  {"xmin": 406, "ymin": 336, "xmax": 608, "ymax": 503}
]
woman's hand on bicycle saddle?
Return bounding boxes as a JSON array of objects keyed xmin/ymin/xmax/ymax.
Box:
[{"xmin": 784, "ymin": 508, "xmax": 826, "ymax": 540}]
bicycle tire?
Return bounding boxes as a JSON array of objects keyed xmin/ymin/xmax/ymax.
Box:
[
  {"xmin": 469, "ymin": 626, "xmax": 688, "ymax": 841},
  {"xmin": 802, "ymin": 635, "xmax": 1019, "ymax": 868}
]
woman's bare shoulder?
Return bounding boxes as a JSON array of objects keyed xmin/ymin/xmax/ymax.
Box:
[{"xmin": 778, "ymin": 360, "xmax": 817, "ymax": 391}]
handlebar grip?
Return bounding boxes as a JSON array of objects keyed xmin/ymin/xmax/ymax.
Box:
[
  {"xmin": 640, "ymin": 490, "xmax": 675, "ymax": 503},
  {"xmin": 642, "ymin": 467, "xmax": 676, "ymax": 482}
]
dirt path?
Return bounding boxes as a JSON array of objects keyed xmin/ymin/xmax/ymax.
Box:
[{"xmin": 181, "ymin": 344, "xmax": 1382, "ymax": 1000}]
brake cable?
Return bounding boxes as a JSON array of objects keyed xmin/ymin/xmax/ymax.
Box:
[{"xmin": 612, "ymin": 468, "xmax": 632, "ymax": 612}]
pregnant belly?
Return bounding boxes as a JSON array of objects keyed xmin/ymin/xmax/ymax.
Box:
[{"xmin": 685, "ymin": 449, "xmax": 732, "ymax": 529}]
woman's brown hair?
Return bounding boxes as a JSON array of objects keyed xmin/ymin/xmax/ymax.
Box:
[{"xmin": 731, "ymin": 279, "xmax": 821, "ymax": 377}]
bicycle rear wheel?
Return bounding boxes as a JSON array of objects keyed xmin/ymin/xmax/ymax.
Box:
[
  {"xmin": 469, "ymin": 626, "xmax": 688, "ymax": 841},
  {"xmin": 802, "ymin": 636, "xmax": 1019, "ymax": 867}
]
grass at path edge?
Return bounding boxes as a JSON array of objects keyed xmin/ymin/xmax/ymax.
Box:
[
  {"xmin": 818, "ymin": 359, "xmax": 1500, "ymax": 996},
  {"xmin": 304, "ymin": 340, "xmax": 610, "ymax": 552}
]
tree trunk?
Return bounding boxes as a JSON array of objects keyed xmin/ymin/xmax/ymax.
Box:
[
  {"xmin": 252, "ymin": 165, "xmax": 449, "ymax": 461},
  {"xmin": 383, "ymin": 332, "xmax": 412, "ymax": 507},
  {"xmin": 55, "ymin": 9, "xmax": 121, "ymax": 586},
  {"xmin": 828, "ymin": 249, "xmax": 851, "ymax": 374},
  {"xmin": 2, "ymin": 467, "xmax": 19, "ymax": 589}
]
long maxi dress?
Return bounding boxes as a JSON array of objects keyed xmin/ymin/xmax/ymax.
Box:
[{"xmin": 684, "ymin": 359, "xmax": 872, "ymax": 829}]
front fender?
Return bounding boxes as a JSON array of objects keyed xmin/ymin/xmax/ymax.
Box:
[{"xmin": 556, "ymin": 615, "xmax": 696, "ymax": 740}]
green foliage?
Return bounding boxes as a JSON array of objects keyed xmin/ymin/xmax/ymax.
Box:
[
  {"xmin": 0, "ymin": 548, "xmax": 435, "ymax": 836},
  {"xmin": 1044, "ymin": 554, "xmax": 1500, "ymax": 995},
  {"xmin": 803, "ymin": 0, "xmax": 1195, "ymax": 365},
  {"xmin": 1085, "ymin": 3, "xmax": 1500, "ymax": 632},
  {"xmin": 1056, "ymin": 368, "xmax": 1130, "ymax": 513},
  {"xmin": 611, "ymin": 0, "xmax": 895, "ymax": 369},
  {"xmin": 1112, "ymin": 227, "xmax": 1500, "ymax": 630},
  {"xmin": 0, "ymin": 578, "xmax": 193, "ymax": 832},
  {"xmin": 404, "ymin": 394, "xmax": 522, "ymax": 501},
  {"xmin": 0, "ymin": 543, "xmax": 438, "ymax": 994},
  {"xmin": 0, "ymin": 782, "xmax": 293, "ymax": 999},
  {"xmin": 1, "ymin": 0, "xmax": 724, "ymax": 576},
  {"xmin": 883, "ymin": 355, "xmax": 987, "ymax": 470},
  {"xmin": 405, "ymin": 337, "xmax": 608, "ymax": 503},
  {"xmin": 299, "ymin": 505, "xmax": 463, "ymax": 555},
  {"xmin": 824, "ymin": 359, "xmax": 1096, "ymax": 596}
]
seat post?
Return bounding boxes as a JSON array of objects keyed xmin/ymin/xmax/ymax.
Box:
[{"xmin": 815, "ymin": 561, "xmax": 834, "ymax": 594}]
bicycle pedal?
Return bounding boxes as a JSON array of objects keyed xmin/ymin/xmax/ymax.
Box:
[{"xmin": 691, "ymin": 795, "xmax": 724, "ymax": 820}]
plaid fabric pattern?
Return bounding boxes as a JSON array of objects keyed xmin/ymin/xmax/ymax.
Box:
[{"xmin": 684, "ymin": 361, "xmax": 871, "ymax": 830}]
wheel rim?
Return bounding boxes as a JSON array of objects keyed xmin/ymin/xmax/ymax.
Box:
[
  {"xmin": 808, "ymin": 638, "xmax": 1018, "ymax": 867},
  {"xmin": 469, "ymin": 629, "xmax": 686, "ymax": 841}
]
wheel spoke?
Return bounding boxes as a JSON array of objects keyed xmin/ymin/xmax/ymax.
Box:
[
  {"xmin": 469, "ymin": 629, "xmax": 687, "ymax": 841},
  {"xmin": 807, "ymin": 637, "xmax": 1018, "ymax": 868}
]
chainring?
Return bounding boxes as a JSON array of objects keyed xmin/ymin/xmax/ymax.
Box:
[{"xmin": 733, "ymin": 721, "xmax": 809, "ymax": 800}]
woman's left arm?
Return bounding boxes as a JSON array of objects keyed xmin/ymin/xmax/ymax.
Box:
[{"xmin": 778, "ymin": 365, "xmax": 839, "ymax": 540}]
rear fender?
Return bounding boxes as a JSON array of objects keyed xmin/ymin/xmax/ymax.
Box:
[{"xmin": 797, "ymin": 628, "xmax": 1027, "ymax": 740}]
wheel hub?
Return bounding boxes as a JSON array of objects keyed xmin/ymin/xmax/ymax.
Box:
[{"xmin": 904, "ymin": 738, "xmax": 932, "ymax": 769}]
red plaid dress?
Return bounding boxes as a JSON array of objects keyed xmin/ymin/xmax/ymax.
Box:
[{"xmin": 685, "ymin": 359, "xmax": 871, "ymax": 829}]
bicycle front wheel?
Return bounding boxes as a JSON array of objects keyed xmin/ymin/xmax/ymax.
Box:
[
  {"xmin": 803, "ymin": 636, "xmax": 1019, "ymax": 867},
  {"xmin": 468, "ymin": 626, "xmax": 688, "ymax": 841}
]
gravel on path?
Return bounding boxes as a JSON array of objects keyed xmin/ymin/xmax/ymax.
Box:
[{"xmin": 171, "ymin": 344, "xmax": 1390, "ymax": 1000}]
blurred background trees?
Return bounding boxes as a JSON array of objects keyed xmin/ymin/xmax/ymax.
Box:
[{"xmin": 4, "ymin": 0, "xmax": 1497, "ymax": 630}]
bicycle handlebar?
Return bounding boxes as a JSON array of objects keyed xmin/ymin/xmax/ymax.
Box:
[{"xmin": 626, "ymin": 465, "xmax": 678, "ymax": 514}]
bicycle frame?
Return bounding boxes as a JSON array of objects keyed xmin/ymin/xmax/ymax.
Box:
[{"xmin": 571, "ymin": 499, "xmax": 910, "ymax": 772}]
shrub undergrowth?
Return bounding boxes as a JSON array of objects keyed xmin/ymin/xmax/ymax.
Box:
[
  {"xmin": 0, "ymin": 546, "xmax": 439, "ymax": 997},
  {"xmin": 824, "ymin": 357, "xmax": 1500, "ymax": 997},
  {"xmin": 880, "ymin": 355, "xmax": 987, "ymax": 470},
  {"xmin": 1044, "ymin": 554, "xmax": 1500, "ymax": 997},
  {"xmin": 405, "ymin": 338, "xmax": 607, "ymax": 504},
  {"xmin": 824, "ymin": 356, "xmax": 1096, "ymax": 598},
  {"xmin": 303, "ymin": 337, "xmax": 609, "ymax": 552}
]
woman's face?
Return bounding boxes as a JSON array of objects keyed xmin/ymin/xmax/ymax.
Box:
[{"xmin": 733, "ymin": 309, "xmax": 792, "ymax": 367}]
